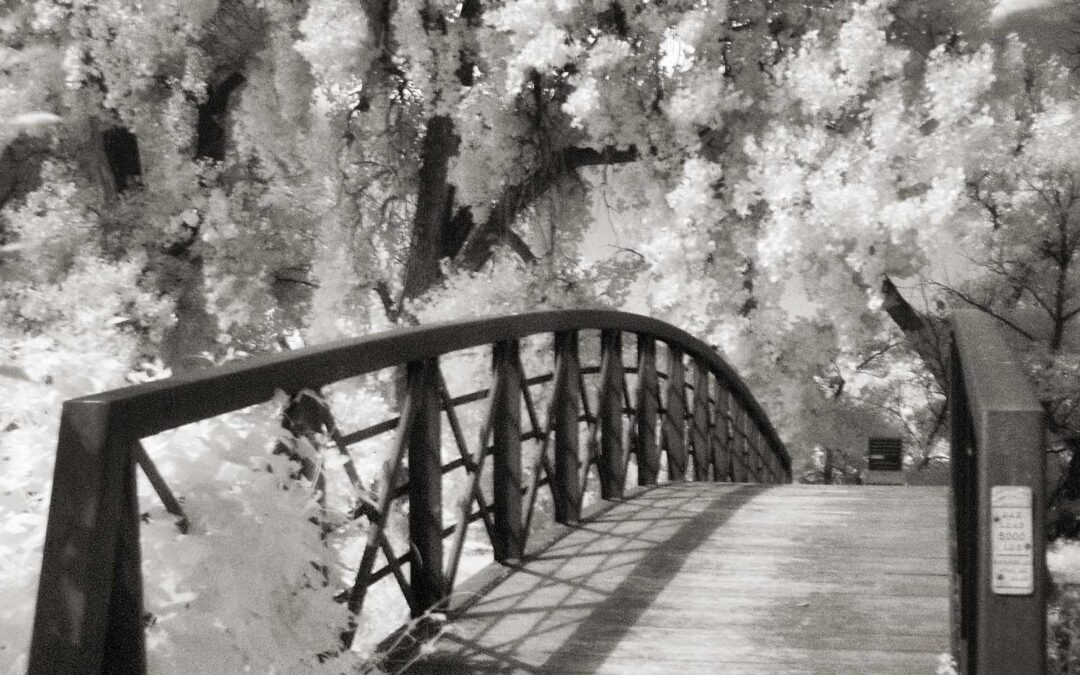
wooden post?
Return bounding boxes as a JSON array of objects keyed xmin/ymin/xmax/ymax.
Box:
[
  {"xmin": 599, "ymin": 330, "xmax": 625, "ymax": 499},
  {"xmin": 553, "ymin": 331, "xmax": 581, "ymax": 523},
  {"xmin": 635, "ymin": 335, "xmax": 660, "ymax": 485},
  {"xmin": 690, "ymin": 359, "xmax": 710, "ymax": 481},
  {"xmin": 662, "ymin": 345, "xmax": 687, "ymax": 481},
  {"xmin": 753, "ymin": 426, "xmax": 766, "ymax": 482},
  {"xmin": 29, "ymin": 402, "xmax": 146, "ymax": 674},
  {"xmin": 711, "ymin": 386, "xmax": 731, "ymax": 482},
  {"xmin": 951, "ymin": 311, "xmax": 1046, "ymax": 674},
  {"xmin": 950, "ymin": 342, "xmax": 977, "ymax": 672},
  {"xmin": 408, "ymin": 359, "xmax": 445, "ymax": 614},
  {"xmin": 740, "ymin": 406, "xmax": 749, "ymax": 483},
  {"xmin": 491, "ymin": 341, "xmax": 523, "ymax": 562},
  {"xmin": 728, "ymin": 394, "xmax": 740, "ymax": 482}
]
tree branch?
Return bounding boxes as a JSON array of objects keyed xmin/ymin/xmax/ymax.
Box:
[
  {"xmin": 881, "ymin": 277, "xmax": 927, "ymax": 334},
  {"xmin": 453, "ymin": 144, "xmax": 639, "ymax": 272},
  {"xmin": 854, "ymin": 341, "xmax": 900, "ymax": 371},
  {"xmin": 502, "ymin": 229, "xmax": 539, "ymax": 264},
  {"xmin": 926, "ymin": 280, "xmax": 1037, "ymax": 341},
  {"xmin": 880, "ymin": 277, "xmax": 948, "ymax": 387},
  {"xmin": 563, "ymin": 145, "xmax": 639, "ymax": 169},
  {"xmin": 371, "ymin": 279, "xmax": 398, "ymax": 321}
]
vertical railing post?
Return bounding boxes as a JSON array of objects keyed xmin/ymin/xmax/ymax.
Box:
[
  {"xmin": 408, "ymin": 359, "xmax": 445, "ymax": 614},
  {"xmin": 950, "ymin": 343, "xmax": 976, "ymax": 671},
  {"xmin": 662, "ymin": 345, "xmax": 687, "ymax": 480},
  {"xmin": 711, "ymin": 386, "xmax": 731, "ymax": 481},
  {"xmin": 553, "ymin": 331, "xmax": 582, "ymax": 523},
  {"xmin": 951, "ymin": 311, "xmax": 1046, "ymax": 674},
  {"xmin": 29, "ymin": 402, "xmax": 146, "ymax": 674},
  {"xmin": 768, "ymin": 441, "xmax": 781, "ymax": 483},
  {"xmin": 491, "ymin": 341, "xmax": 523, "ymax": 562},
  {"xmin": 751, "ymin": 425, "xmax": 765, "ymax": 482},
  {"xmin": 744, "ymin": 414, "xmax": 758, "ymax": 482},
  {"xmin": 690, "ymin": 359, "xmax": 710, "ymax": 481},
  {"xmin": 599, "ymin": 330, "xmax": 625, "ymax": 499},
  {"xmin": 730, "ymin": 405, "xmax": 747, "ymax": 482},
  {"xmin": 635, "ymin": 335, "xmax": 660, "ymax": 485}
]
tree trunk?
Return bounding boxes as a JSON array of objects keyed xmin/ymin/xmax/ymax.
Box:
[
  {"xmin": 400, "ymin": 116, "xmax": 460, "ymax": 302},
  {"xmin": 880, "ymin": 277, "xmax": 949, "ymax": 389}
]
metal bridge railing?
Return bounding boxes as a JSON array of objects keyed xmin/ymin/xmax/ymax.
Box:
[
  {"xmin": 950, "ymin": 310, "xmax": 1047, "ymax": 673},
  {"xmin": 27, "ymin": 310, "xmax": 790, "ymax": 674}
]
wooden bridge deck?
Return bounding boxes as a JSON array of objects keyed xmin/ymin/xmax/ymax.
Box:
[{"xmin": 408, "ymin": 482, "xmax": 949, "ymax": 674}]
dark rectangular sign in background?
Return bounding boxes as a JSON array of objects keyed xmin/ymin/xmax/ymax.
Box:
[{"xmin": 867, "ymin": 437, "xmax": 903, "ymax": 471}]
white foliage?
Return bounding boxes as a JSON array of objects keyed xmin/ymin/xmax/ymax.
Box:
[
  {"xmin": 488, "ymin": 0, "xmax": 582, "ymax": 93},
  {"xmin": 776, "ymin": 1, "xmax": 906, "ymax": 116},
  {"xmin": 296, "ymin": 0, "xmax": 371, "ymax": 90}
]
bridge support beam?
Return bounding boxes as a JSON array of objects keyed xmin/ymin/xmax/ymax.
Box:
[
  {"xmin": 491, "ymin": 341, "xmax": 524, "ymax": 562},
  {"xmin": 662, "ymin": 346, "xmax": 687, "ymax": 481},
  {"xmin": 950, "ymin": 311, "xmax": 1046, "ymax": 674},
  {"xmin": 690, "ymin": 359, "xmax": 710, "ymax": 481},
  {"xmin": 553, "ymin": 331, "xmax": 582, "ymax": 523},
  {"xmin": 635, "ymin": 335, "xmax": 660, "ymax": 485},
  {"xmin": 29, "ymin": 403, "xmax": 146, "ymax": 675},
  {"xmin": 710, "ymin": 387, "xmax": 731, "ymax": 481},
  {"xmin": 599, "ymin": 330, "xmax": 626, "ymax": 499},
  {"xmin": 408, "ymin": 359, "xmax": 446, "ymax": 614},
  {"xmin": 732, "ymin": 406, "xmax": 748, "ymax": 482}
]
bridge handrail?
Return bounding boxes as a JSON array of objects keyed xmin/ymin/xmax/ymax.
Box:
[
  {"xmin": 28, "ymin": 309, "xmax": 790, "ymax": 674},
  {"xmin": 949, "ymin": 310, "xmax": 1046, "ymax": 673},
  {"xmin": 49, "ymin": 310, "xmax": 786, "ymax": 449}
]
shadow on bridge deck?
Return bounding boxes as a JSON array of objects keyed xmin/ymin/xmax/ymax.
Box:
[{"xmin": 406, "ymin": 482, "xmax": 949, "ymax": 674}]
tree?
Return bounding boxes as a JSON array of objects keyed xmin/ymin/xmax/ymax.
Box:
[{"xmin": 724, "ymin": 0, "xmax": 1080, "ymax": 499}]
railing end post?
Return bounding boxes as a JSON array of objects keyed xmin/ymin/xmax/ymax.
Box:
[{"xmin": 29, "ymin": 400, "xmax": 146, "ymax": 675}]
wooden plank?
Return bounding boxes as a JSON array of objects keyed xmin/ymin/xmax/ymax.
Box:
[
  {"xmin": 599, "ymin": 330, "xmax": 625, "ymax": 500},
  {"xmin": 491, "ymin": 341, "xmax": 524, "ymax": 562},
  {"xmin": 553, "ymin": 331, "xmax": 582, "ymax": 523},
  {"xmin": 635, "ymin": 335, "xmax": 660, "ymax": 485},
  {"xmin": 409, "ymin": 484, "xmax": 950, "ymax": 673},
  {"xmin": 661, "ymin": 345, "xmax": 687, "ymax": 481}
]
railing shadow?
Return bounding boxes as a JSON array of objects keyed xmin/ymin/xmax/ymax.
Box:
[{"xmin": 405, "ymin": 483, "xmax": 766, "ymax": 673}]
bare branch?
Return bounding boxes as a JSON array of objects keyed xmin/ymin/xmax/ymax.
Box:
[
  {"xmin": 453, "ymin": 145, "xmax": 639, "ymax": 273},
  {"xmin": 371, "ymin": 279, "xmax": 398, "ymax": 321},
  {"xmin": 926, "ymin": 280, "xmax": 1037, "ymax": 341},
  {"xmin": 502, "ymin": 229, "xmax": 539, "ymax": 264},
  {"xmin": 854, "ymin": 342, "xmax": 900, "ymax": 371}
]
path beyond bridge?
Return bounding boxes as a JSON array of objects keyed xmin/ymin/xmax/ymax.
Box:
[{"xmin": 409, "ymin": 483, "xmax": 949, "ymax": 674}]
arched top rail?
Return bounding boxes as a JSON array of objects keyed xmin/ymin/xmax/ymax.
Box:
[
  {"xmin": 70, "ymin": 310, "xmax": 788, "ymax": 470},
  {"xmin": 31, "ymin": 309, "xmax": 792, "ymax": 674}
]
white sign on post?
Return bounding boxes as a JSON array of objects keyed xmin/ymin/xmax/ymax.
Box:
[{"xmin": 990, "ymin": 485, "xmax": 1034, "ymax": 595}]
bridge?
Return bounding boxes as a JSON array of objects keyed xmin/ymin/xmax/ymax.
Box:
[{"xmin": 26, "ymin": 310, "xmax": 1046, "ymax": 674}]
